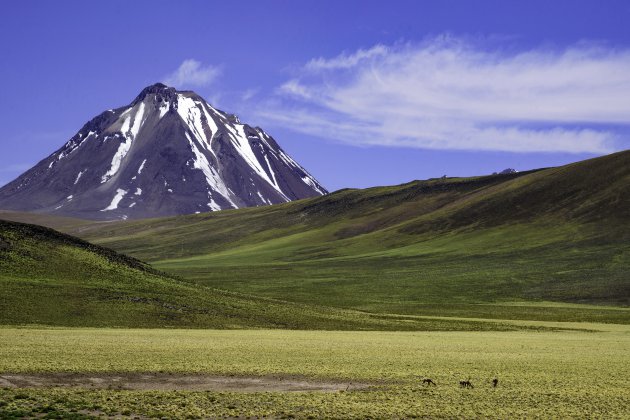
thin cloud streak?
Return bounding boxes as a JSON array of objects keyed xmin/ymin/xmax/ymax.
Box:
[
  {"xmin": 163, "ymin": 59, "xmax": 220, "ymax": 88},
  {"xmin": 304, "ymin": 45, "xmax": 388, "ymax": 71},
  {"xmin": 259, "ymin": 38, "xmax": 630, "ymax": 153}
]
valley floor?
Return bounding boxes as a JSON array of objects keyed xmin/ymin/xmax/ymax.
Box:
[{"xmin": 1, "ymin": 325, "xmax": 629, "ymax": 418}]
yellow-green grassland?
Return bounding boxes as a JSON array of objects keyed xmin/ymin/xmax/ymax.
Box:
[{"xmin": 1, "ymin": 326, "xmax": 629, "ymax": 418}]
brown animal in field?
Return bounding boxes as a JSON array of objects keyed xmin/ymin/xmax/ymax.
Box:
[
  {"xmin": 492, "ymin": 378, "xmax": 498, "ymax": 387},
  {"xmin": 459, "ymin": 380, "xmax": 474, "ymax": 388},
  {"xmin": 422, "ymin": 378, "xmax": 436, "ymax": 386}
]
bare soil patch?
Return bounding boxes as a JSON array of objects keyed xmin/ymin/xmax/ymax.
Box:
[{"xmin": 0, "ymin": 373, "xmax": 369, "ymax": 393}]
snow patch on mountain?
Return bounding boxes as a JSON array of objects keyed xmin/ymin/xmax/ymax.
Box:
[
  {"xmin": 302, "ymin": 176, "xmax": 326, "ymax": 194},
  {"xmin": 74, "ymin": 170, "xmax": 85, "ymax": 185},
  {"xmin": 137, "ymin": 159, "xmax": 147, "ymax": 174},
  {"xmin": 158, "ymin": 102, "xmax": 170, "ymax": 118},
  {"xmin": 129, "ymin": 102, "xmax": 146, "ymax": 139},
  {"xmin": 184, "ymin": 132, "xmax": 236, "ymax": 208},
  {"xmin": 101, "ymin": 103, "xmax": 147, "ymax": 183},
  {"xmin": 177, "ymin": 96, "xmax": 214, "ymax": 151},
  {"xmin": 225, "ymin": 124, "xmax": 289, "ymax": 201},
  {"xmin": 101, "ymin": 189, "xmax": 127, "ymax": 211},
  {"xmin": 263, "ymin": 154, "xmax": 278, "ymax": 186}
]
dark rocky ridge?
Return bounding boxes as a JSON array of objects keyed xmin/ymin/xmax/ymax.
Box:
[{"xmin": 0, "ymin": 84, "xmax": 327, "ymax": 220}]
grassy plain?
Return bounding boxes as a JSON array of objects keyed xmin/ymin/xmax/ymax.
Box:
[{"xmin": 1, "ymin": 326, "xmax": 629, "ymax": 418}]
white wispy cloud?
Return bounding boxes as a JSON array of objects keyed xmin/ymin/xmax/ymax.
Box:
[
  {"xmin": 241, "ymin": 88, "xmax": 259, "ymax": 102},
  {"xmin": 163, "ymin": 59, "xmax": 220, "ymax": 88},
  {"xmin": 304, "ymin": 45, "xmax": 388, "ymax": 71},
  {"xmin": 278, "ymin": 79, "xmax": 313, "ymax": 100},
  {"xmin": 258, "ymin": 38, "xmax": 630, "ymax": 153}
]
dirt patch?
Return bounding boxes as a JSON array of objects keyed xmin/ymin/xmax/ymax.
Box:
[{"xmin": 0, "ymin": 373, "xmax": 370, "ymax": 393}]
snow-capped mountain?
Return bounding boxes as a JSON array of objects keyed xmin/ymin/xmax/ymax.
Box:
[{"xmin": 0, "ymin": 83, "xmax": 327, "ymax": 220}]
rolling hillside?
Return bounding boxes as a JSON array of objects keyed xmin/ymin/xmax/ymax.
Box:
[
  {"xmin": 2, "ymin": 219, "xmax": 506, "ymax": 330},
  {"xmin": 3, "ymin": 151, "xmax": 630, "ymax": 323}
]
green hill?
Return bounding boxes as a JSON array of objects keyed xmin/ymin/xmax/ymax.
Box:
[
  {"xmin": 4, "ymin": 219, "xmax": 512, "ymax": 330},
  {"xmin": 3, "ymin": 151, "xmax": 630, "ymax": 324}
]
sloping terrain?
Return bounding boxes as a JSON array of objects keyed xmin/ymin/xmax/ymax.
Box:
[
  {"xmin": 0, "ymin": 83, "xmax": 326, "ymax": 220},
  {"xmin": 1, "ymin": 219, "xmax": 504, "ymax": 330},
  {"xmin": 20, "ymin": 150, "xmax": 628, "ymax": 323}
]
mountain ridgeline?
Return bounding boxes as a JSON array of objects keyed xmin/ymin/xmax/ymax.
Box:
[{"xmin": 0, "ymin": 83, "xmax": 326, "ymax": 220}]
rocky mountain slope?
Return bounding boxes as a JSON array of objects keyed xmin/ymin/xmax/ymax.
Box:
[{"xmin": 0, "ymin": 83, "xmax": 326, "ymax": 220}]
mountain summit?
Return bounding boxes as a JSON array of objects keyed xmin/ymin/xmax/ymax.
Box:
[{"xmin": 0, "ymin": 83, "xmax": 327, "ymax": 220}]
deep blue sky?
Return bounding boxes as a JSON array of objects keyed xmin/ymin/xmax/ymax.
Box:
[{"xmin": 1, "ymin": 0, "xmax": 629, "ymax": 191}]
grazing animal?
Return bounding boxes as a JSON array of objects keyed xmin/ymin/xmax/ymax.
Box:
[
  {"xmin": 422, "ymin": 378, "xmax": 436, "ymax": 386},
  {"xmin": 459, "ymin": 380, "xmax": 474, "ymax": 389},
  {"xmin": 492, "ymin": 378, "xmax": 499, "ymax": 388}
]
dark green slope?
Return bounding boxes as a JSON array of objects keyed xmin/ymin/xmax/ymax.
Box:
[
  {"xmin": 403, "ymin": 151, "xmax": 630, "ymax": 233},
  {"xmin": 4, "ymin": 151, "xmax": 630, "ymax": 323},
  {"xmin": 2, "ymin": 219, "xmax": 497, "ymax": 330}
]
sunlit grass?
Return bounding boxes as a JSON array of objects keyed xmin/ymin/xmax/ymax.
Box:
[{"xmin": 1, "ymin": 327, "xmax": 629, "ymax": 418}]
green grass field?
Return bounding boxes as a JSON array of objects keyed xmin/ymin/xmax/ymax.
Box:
[
  {"xmin": 9, "ymin": 151, "xmax": 623, "ymax": 324},
  {"xmin": 4, "ymin": 219, "xmax": 559, "ymax": 331},
  {"xmin": 150, "ymin": 222, "xmax": 630, "ymax": 323},
  {"xmin": 1, "ymin": 326, "xmax": 629, "ymax": 418}
]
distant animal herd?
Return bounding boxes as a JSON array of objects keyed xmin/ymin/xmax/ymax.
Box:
[{"xmin": 421, "ymin": 378, "xmax": 499, "ymax": 389}]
